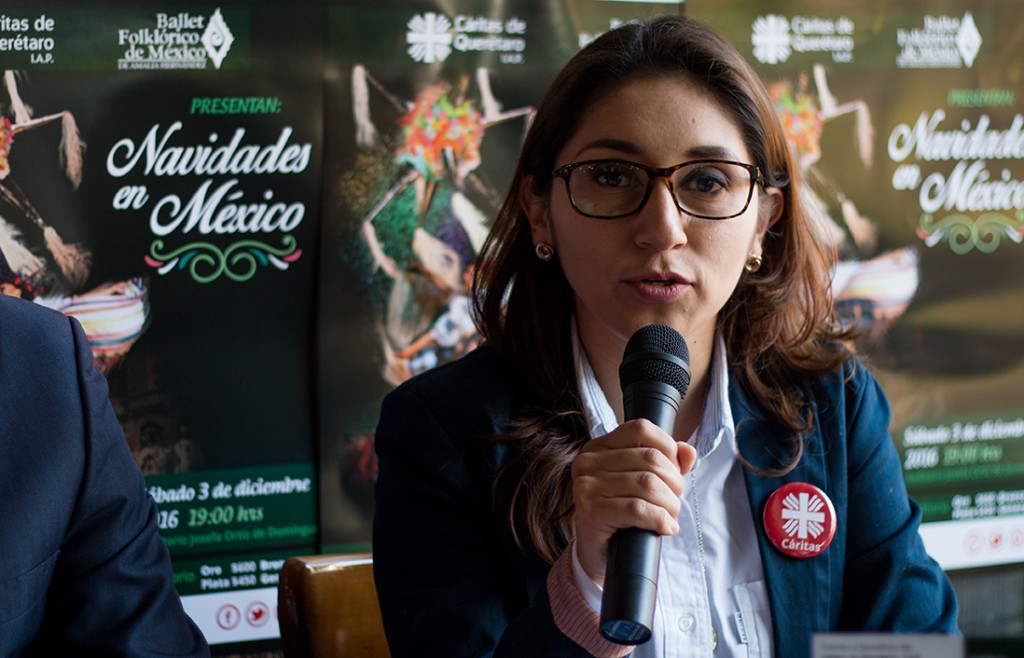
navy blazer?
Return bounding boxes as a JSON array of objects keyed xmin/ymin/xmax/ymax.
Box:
[
  {"xmin": 373, "ymin": 345, "xmax": 958, "ymax": 658},
  {"xmin": 0, "ymin": 296, "xmax": 209, "ymax": 657}
]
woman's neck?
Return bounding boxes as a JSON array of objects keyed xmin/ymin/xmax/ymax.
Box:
[{"xmin": 585, "ymin": 326, "xmax": 715, "ymax": 442}]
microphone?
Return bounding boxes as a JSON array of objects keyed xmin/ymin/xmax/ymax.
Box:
[{"xmin": 599, "ymin": 324, "xmax": 690, "ymax": 645}]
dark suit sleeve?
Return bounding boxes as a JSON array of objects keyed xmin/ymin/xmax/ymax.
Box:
[
  {"xmin": 21, "ymin": 312, "xmax": 209, "ymax": 656},
  {"xmin": 838, "ymin": 364, "xmax": 959, "ymax": 632},
  {"xmin": 373, "ymin": 375, "xmax": 594, "ymax": 658}
]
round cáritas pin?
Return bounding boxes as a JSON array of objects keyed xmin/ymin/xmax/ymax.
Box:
[{"xmin": 762, "ymin": 482, "xmax": 836, "ymax": 558}]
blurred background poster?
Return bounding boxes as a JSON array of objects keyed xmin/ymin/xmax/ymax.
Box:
[
  {"xmin": 1, "ymin": 5, "xmax": 322, "ymax": 650},
  {"xmin": 316, "ymin": 0, "xmax": 686, "ymax": 552},
  {"xmin": 691, "ymin": 0, "xmax": 1024, "ymax": 636},
  {"xmin": 5, "ymin": 0, "xmax": 1024, "ymax": 653}
]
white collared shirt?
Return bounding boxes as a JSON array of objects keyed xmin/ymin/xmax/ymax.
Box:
[{"xmin": 572, "ymin": 329, "xmax": 775, "ymax": 657}]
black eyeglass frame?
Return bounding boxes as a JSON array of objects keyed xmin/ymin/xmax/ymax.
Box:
[{"xmin": 550, "ymin": 158, "xmax": 763, "ymax": 220}]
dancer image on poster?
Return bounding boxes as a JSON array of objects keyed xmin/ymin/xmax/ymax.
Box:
[
  {"xmin": 381, "ymin": 258, "xmax": 480, "ymax": 386},
  {"xmin": 0, "ymin": 70, "xmax": 150, "ymax": 375},
  {"xmin": 328, "ymin": 66, "xmax": 532, "ymax": 534},
  {"xmin": 769, "ymin": 64, "xmax": 919, "ymax": 340},
  {"xmin": 346, "ymin": 65, "xmax": 531, "ymax": 385}
]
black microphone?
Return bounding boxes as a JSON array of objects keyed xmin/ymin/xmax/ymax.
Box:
[{"xmin": 599, "ymin": 324, "xmax": 690, "ymax": 645}]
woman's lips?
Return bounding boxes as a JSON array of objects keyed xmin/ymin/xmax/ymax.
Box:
[{"xmin": 625, "ymin": 275, "xmax": 689, "ymax": 301}]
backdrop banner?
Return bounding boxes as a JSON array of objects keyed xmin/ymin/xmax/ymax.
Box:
[
  {"xmin": 690, "ymin": 0, "xmax": 1024, "ymax": 608},
  {"xmin": 1, "ymin": 4, "xmax": 322, "ymax": 650},
  {"xmin": 4, "ymin": 0, "xmax": 1023, "ymax": 651}
]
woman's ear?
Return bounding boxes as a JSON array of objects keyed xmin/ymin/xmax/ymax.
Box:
[
  {"xmin": 520, "ymin": 175, "xmax": 552, "ymax": 246},
  {"xmin": 758, "ymin": 185, "xmax": 784, "ymax": 234},
  {"xmin": 749, "ymin": 186, "xmax": 783, "ymax": 259}
]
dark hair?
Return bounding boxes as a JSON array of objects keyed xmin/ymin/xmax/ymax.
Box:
[{"xmin": 472, "ymin": 14, "xmax": 850, "ymax": 564}]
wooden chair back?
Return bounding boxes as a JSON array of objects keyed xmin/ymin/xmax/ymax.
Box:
[{"xmin": 278, "ymin": 552, "xmax": 390, "ymax": 657}]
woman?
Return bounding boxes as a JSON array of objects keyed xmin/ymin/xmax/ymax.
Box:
[{"xmin": 372, "ymin": 15, "xmax": 958, "ymax": 658}]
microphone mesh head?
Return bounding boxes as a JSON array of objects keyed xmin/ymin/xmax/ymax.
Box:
[{"xmin": 619, "ymin": 324, "xmax": 690, "ymax": 397}]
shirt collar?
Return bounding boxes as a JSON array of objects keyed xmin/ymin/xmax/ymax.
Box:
[
  {"xmin": 573, "ymin": 322, "xmax": 618, "ymax": 441},
  {"xmin": 573, "ymin": 323, "xmax": 736, "ymax": 460}
]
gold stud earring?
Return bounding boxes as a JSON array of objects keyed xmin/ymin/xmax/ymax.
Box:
[
  {"xmin": 535, "ymin": 243, "xmax": 554, "ymax": 261},
  {"xmin": 744, "ymin": 254, "xmax": 763, "ymax": 273}
]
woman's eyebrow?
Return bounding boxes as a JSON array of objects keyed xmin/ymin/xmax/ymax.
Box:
[
  {"xmin": 683, "ymin": 145, "xmax": 744, "ymax": 161},
  {"xmin": 571, "ymin": 138, "xmax": 642, "ymax": 160}
]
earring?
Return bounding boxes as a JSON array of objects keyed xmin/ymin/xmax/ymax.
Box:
[
  {"xmin": 744, "ymin": 254, "xmax": 763, "ymax": 273},
  {"xmin": 535, "ymin": 243, "xmax": 554, "ymax": 261}
]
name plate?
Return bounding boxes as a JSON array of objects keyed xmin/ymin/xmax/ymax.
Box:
[{"xmin": 812, "ymin": 633, "xmax": 964, "ymax": 658}]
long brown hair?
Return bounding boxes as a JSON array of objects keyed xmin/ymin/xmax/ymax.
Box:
[{"xmin": 472, "ymin": 15, "xmax": 850, "ymax": 564}]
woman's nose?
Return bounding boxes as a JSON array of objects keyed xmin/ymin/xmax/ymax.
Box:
[{"xmin": 633, "ymin": 177, "xmax": 689, "ymax": 250}]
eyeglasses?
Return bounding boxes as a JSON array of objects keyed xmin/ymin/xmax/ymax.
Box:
[{"xmin": 551, "ymin": 158, "xmax": 762, "ymax": 220}]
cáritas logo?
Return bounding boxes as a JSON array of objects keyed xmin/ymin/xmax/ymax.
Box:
[
  {"xmin": 406, "ymin": 13, "xmax": 453, "ymax": 64},
  {"xmin": 405, "ymin": 12, "xmax": 527, "ymax": 65},
  {"xmin": 763, "ymin": 482, "xmax": 836, "ymax": 559},
  {"xmin": 751, "ymin": 13, "xmax": 855, "ymax": 65}
]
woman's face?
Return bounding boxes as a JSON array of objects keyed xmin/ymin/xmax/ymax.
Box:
[{"xmin": 524, "ymin": 75, "xmax": 781, "ymax": 363}]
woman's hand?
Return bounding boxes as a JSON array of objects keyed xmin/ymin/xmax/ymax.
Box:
[{"xmin": 571, "ymin": 419, "xmax": 697, "ymax": 585}]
